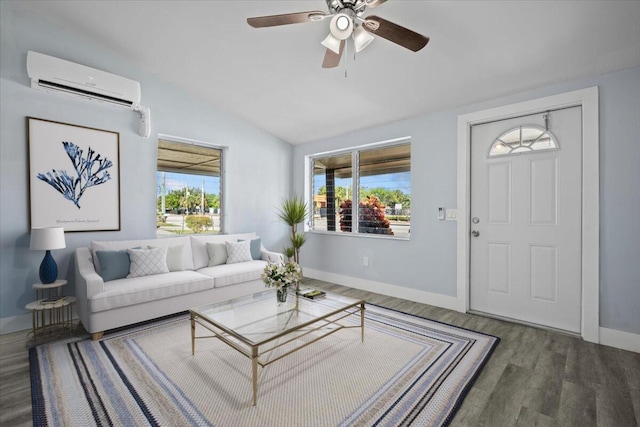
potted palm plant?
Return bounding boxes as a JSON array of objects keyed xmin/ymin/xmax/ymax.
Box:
[{"xmin": 277, "ymin": 195, "xmax": 309, "ymax": 265}]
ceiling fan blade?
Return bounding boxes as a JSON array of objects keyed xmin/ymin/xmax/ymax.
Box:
[
  {"xmin": 247, "ymin": 11, "xmax": 327, "ymax": 28},
  {"xmin": 363, "ymin": 15, "xmax": 429, "ymax": 52},
  {"xmin": 322, "ymin": 41, "xmax": 345, "ymax": 68},
  {"xmin": 365, "ymin": 0, "xmax": 388, "ymax": 8}
]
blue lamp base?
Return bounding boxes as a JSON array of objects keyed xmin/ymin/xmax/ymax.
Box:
[{"xmin": 39, "ymin": 250, "xmax": 58, "ymax": 284}]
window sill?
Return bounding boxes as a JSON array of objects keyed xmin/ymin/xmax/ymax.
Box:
[{"xmin": 307, "ymin": 230, "xmax": 410, "ymax": 241}]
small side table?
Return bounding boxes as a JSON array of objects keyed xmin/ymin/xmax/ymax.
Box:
[
  {"xmin": 33, "ymin": 279, "xmax": 67, "ymax": 301},
  {"xmin": 26, "ymin": 280, "xmax": 76, "ymax": 342}
]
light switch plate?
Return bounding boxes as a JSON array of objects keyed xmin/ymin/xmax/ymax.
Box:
[{"xmin": 445, "ymin": 209, "xmax": 457, "ymax": 221}]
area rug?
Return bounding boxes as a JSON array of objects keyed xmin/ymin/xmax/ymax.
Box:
[{"xmin": 30, "ymin": 302, "xmax": 499, "ymax": 426}]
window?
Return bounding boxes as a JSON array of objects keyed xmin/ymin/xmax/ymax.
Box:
[
  {"xmin": 156, "ymin": 138, "xmax": 223, "ymax": 236},
  {"xmin": 310, "ymin": 140, "xmax": 410, "ymax": 239},
  {"xmin": 489, "ymin": 125, "xmax": 558, "ymax": 157}
]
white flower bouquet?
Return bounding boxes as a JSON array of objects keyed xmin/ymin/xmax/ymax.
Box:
[{"xmin": 261, "ymin": 261, "xmax": 302, "ymax": 290}]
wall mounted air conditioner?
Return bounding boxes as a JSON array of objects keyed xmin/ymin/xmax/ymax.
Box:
[{"xmin": 26, "ymin": 51, "xmax": 150, "ymax": 137}]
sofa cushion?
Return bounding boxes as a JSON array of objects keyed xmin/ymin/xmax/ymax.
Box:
[
  {"xmin": 89, "ymin": 271, "xmax": 213, "ymax": 313},
  {"xmin": 239, "ymin": 238, "xmax": 262, "ymax": 260},
  {"xmin": 92, "ymin": 236, "xmax": 195, "ymax": 272},
  {"xmin": 190, "ymin": 233, "xmax": 260, "ymax": 270},
  {"xmin": 95, "ymin": 250, "xmax": 130, "ymax": 282},
  {"xmin": 198, "ymin": 260, "xmax": 267, "ymax": 288},
  {"xmin": 149, "ymin": 244, "xmax": 185, "ymax": 272},
  {"xmin": 206, "ymin": 242, "xmax": 227, "ymax": 266},
  {"xmin": 127, "ymin": 248, "xmax": 169, "ymax": 278},
  {"xmin": 226, "ymin": 241, "xmax": 252, "ymax": 264}
]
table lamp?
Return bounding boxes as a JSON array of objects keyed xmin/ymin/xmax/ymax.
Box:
[{"xmin": 30, "ymin": 227, "xmax": 66, "ymax": 284}]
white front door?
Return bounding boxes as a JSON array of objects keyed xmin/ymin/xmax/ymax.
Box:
[{"xmin": 469, "ymin": 106, "xmax": 582, "ymax": 333}]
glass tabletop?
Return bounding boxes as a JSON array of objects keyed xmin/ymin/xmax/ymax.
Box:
[{"xmin": 191, "ymin": 289, "xmax": 364, "ymax": 346}]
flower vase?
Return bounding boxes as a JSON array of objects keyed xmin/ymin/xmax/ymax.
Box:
[{"xmin": 276, "ymin": 287, "xmax": 288, "ymax": 304}]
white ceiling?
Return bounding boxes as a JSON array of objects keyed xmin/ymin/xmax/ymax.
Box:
[{"xmin": 16, "ymin": 1, "xmax": 640, "ymax": 145}]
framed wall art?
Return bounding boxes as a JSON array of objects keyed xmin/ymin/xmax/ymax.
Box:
[{"xmin": 28, "ymin": 117, "xmax": 121, "ymax": 232}]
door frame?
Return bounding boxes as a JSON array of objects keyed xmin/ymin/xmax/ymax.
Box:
[{"xmin": 456, "ymin": 87, "xmax": 599, "ymax": 343}]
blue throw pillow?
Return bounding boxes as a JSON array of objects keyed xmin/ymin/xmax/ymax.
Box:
[
  {"xmin": 238, "ymin": 238, "xmax": 261, "ymax": 260},
  {"xmin": 96, "ymin": 250, "xmax": 131, "ymax": 282}
]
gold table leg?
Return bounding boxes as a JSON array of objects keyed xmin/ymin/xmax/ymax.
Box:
[
  {"xmin": 361, "ymin": 302, "xmax": 365, "ymax": 342},
  {"xmin": 31, "ymin": 310, "xmax": 36, "ymax": 342},
  {"xmin": 252, "ymin": 348, "xmax": 258, "ymax": 406},
  {"xmin": 190, "ymin": 313, "xmax": 196, "ymax": 355}
]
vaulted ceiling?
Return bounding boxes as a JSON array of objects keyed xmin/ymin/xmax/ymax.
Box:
[{"xmin": 16, "ymin": 1, "xmax": 640, "ymax": 144}]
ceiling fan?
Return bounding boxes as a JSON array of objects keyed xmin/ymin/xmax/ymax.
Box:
[{"xmin": 247, "ymin": 0, "xmax": 429, "ymax": 68}]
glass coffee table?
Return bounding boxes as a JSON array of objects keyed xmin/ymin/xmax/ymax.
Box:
[{"xmin": 190, "ymin": 289, "xmax": 365, "ymax": 406}]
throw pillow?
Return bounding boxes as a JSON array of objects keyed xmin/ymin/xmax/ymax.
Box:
[
  {"xmin": 127, "ymin": 247, "xmax": 169, "ymax": 278},
  {"xmin": 238, "ymin": 238, "xmax": 262, "ymax": 260},
  {"xmin": 225, "ymin": 240, "xmax": 252, "ymax": 264},
  {"xmin": 149, "ymin": 244, "xmax": 185, "ymax": 272},
  {"xmin": 95, "ymin": 250, "xmax": 130, "ymax": 282},
  {"xmin": 206, "ymin": 242, "xmax": 228, "ymax": 266}
]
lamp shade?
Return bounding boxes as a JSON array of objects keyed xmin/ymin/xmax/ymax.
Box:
[
  {"xmin": 354, "ymin": 26, "xmax": 375, "ymax": 52},
  {"xmin": 30, "ymin": 227, "xmax": 66, "ymax": 250},
  {"xmin": 328, "ymin": 13, "xmax": 353, "ymax": 40},
  {"xmin": 321, "ymin": 33, "xmax": 343, "ymax": 54}
]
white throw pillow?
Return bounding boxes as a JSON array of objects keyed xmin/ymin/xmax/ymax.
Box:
[
  {"xmin": 149, "ymin": 244, "xmax": 185, "ymax": 272},
  {"xmin": 127, "ymin": 247, "xmax": 169, "ymax": 278},
  {"xmin": 225, "ymin": 240, "xmax": 252, "ymax": 264},
  {"xmin": 206, "ymin": 242, "xmax": 228, "ymax": 266}
]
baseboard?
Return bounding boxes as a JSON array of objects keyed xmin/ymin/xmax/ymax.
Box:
[
  {"xmin": 304, "ymin": 269, "xmax": 640, "ymax": 354},
  {"xmin": 1, "ymin": 308, "xmax": 80, "ymax": 335},
  {"xmin": 0, "ymin": 312, "xmax": 32, "ymax": 335},
  {"xmin": 303, "ymin": 268, "xmax": 460, "ymax": 312},
  {"xmin": 599, "ymin": 327, "xmax": 640, "ymax": 353}
]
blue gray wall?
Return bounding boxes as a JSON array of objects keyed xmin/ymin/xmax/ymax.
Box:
[
  {"xmin": 0, "ymin": 2, "xmax": 292, "ymax": 331},
  {"xmin": 294, "ymin": 66, "xmax": 640, "ymax": 335}
]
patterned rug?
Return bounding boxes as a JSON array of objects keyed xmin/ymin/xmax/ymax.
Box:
[{"xmin": 30, "ymin": 303, "xmax": 499, "ymax": 426}]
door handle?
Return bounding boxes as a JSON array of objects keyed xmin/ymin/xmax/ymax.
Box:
[{"xmin": 472, "ymin": 230, "xmax": 480, "ymax": 237}]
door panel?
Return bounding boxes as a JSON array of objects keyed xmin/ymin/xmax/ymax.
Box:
[
  {"xmin": 530, "ymin": 244, "xmax": 558, "ymax": 303},
  {"xmin": 487, "ymin": 243, "xmax": 511, "ymax": 294},
  {"xmin": 488, "ymin": 162, "xmax": 511, "ymax": 224},
  {"xmin": 470, "ymin": 106, "xmax": 582, "ymax": 333},
  {"xmin": 530, "ymin": 158, "xmax": 557, "ymax": 225}
]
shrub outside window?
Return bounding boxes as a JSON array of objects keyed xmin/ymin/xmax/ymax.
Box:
[
  {"xmin": 156, "ymin": 138, "xmax": 223, "ymax": 237},
  {"xmin": 310, "ymin": 140, "xmax": 410, "ymax": 239}
]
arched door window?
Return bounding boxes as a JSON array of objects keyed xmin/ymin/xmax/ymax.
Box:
[{"xmin": 488, "ymin": 125, "xmax": 558, "ymax": 157}]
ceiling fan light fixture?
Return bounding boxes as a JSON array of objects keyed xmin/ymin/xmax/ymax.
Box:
[
  {"xmin": 329, "ymin": 13, "xmax": 353, "ymax": 40},
  {"xmin": 321, "ymin": 33, "xmax": 343, "ymax": 54},
  {"xmin": 353, "ymin": 25, "xmax": 374, "ymax": 52}
]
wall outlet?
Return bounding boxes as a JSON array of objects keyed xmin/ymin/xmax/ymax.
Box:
[{"xmin": 363, "ymin": 256, "xmax": 369, "ymax": 267}]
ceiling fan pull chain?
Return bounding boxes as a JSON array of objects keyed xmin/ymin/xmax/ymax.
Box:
[{"xmin": 344, "ymin": 38, "xmax": 349, "ymax": 78}]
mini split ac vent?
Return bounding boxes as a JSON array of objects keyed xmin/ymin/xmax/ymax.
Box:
[
  {"xmin": 26, "ymin": 51, "xmax": 150, "ymax": 138},
  {"xmin": 36, "ymin": 79, "xmax": 136, "ymax": 108}
]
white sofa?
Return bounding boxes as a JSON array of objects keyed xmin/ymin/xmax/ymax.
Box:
[{"xmin": 74, "ymin": 232, "xmax": 283, "ymax": 339}]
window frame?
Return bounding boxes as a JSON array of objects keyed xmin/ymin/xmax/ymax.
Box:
[
  {"xmin": 156, "ymin": 134, "xmax": 227, "ymax": 235},
  {"xmin": 306, "ymin": 136, "xmax": 411, "ymax": 240},
  {"xmin": 488, "ymin": 125, "xmax": 559, "ymax": 158}
]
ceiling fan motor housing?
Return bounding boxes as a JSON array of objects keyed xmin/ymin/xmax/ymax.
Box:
[{"xmin": 327, "ymin": 0, "xmax": 352, "ymax": 14}]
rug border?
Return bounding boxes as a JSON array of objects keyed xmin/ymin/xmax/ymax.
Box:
[{"xmin": 364, "ymin": 302, "xmax": 501, "ymax": 426}]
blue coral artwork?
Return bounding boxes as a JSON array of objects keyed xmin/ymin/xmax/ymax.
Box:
[
  {"xmin": 37, "ymin": 141, "xmax": 113, "ymax": 209},
  {"xmin": 28, "ymin": 117, "xmax": 121, "ymax": 232}
]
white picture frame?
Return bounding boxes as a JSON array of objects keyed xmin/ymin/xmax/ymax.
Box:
[{"xmin": 28, "ymin": 117, "xmax": 121, "ymax": 232}]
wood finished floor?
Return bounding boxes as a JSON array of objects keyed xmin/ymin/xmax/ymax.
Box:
[{"xmin": 1, "ymin": 279, "xmax": 638, "ymax": 426}]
